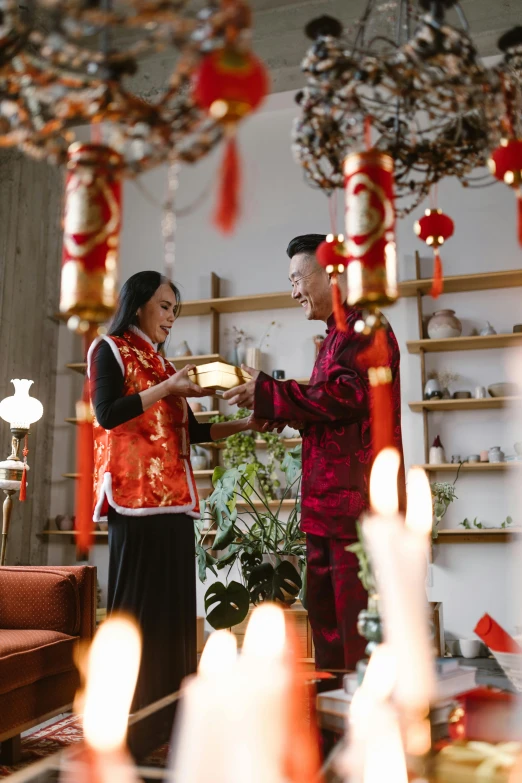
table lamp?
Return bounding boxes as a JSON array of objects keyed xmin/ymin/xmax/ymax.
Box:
[{"xmin": 0, "ymin": 380, "xmax": 43, "ymax": 564}]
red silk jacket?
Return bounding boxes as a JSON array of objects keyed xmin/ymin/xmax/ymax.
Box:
[
  {"xmin": 87, "ymin": 330, "xmax": 199, "ymax": 521},
  {"xmin": 254, "ymin": 306, "xmax": 403, "ymax": 539}
]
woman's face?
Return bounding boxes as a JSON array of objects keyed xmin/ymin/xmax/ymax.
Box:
[{"xmin": 136, "ymin": 282, "xmax": 178, "ymax": 344}]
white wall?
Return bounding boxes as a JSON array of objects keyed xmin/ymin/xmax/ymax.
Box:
[{"xmin": 51, "ymin": 89, "xmax": 522, "ymax": 641}]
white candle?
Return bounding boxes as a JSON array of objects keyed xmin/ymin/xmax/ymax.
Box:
[
  {"xmin": 363, "ymin": 452, "xmax": 435, "ymax": 736},
  {"xmin": 170, "ymin": 630, "xmax": 238, "ymax": 783},
  {"xmin": 232, "ymin": 603, "xmax": 289, "ymax": 783},
  {"xmin": 64, "ymin": 616, "xmax": 142, "ymax": 783}
]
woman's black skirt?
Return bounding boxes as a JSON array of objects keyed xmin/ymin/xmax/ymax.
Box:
[{"xmin": 107, "ymin": 507, "xmax": 197, "ymax": 711}]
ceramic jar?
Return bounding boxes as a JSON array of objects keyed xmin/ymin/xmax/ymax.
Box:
[
  {"xmin": 429, "ymin": 445, "xmax": 446, "ymax": 465},
  {"xmin": 424, "ymin": 378, "xmax": 443, "ymax": 400},
  {"xmin": 427, "ymin": 310, "xmax": 462, "ymax": 340},
  {"xmin": 488, "ymin": 446, "xmax": 505, "ymax": 463}
]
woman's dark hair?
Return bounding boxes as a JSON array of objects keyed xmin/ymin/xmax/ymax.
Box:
[
  {"xmin": 286, "ymin": 234, "xmax": 327, "ymax": 259},
  {"xmin": 109, "ymin": 271, "xmax": 181, "ymax": 337}
]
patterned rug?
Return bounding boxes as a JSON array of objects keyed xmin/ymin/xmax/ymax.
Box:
[{"xmin": 0, "ymin": 715, "xmax": 168, "ymax": 778}]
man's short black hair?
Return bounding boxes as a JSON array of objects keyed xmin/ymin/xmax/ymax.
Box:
[{"xmin": 286, "ymin": 234, "xmax": 327, "ymax": 259}]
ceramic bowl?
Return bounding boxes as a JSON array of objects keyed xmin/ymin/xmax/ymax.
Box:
[
  {"xmin": 459, "ymin": 639, "xmax": 482, "ymax": 658},
  {"xmin": 453, "ymin": 390, "xmax": 472, "ymax": 399},
  {"xmin": 488, "ymin": 383, "xmax": 519, "ymax": 398}
]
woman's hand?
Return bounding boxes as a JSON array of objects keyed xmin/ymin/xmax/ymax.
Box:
[{"xmin": 164, "ymin": 365, "xmax": 207, "ymax": 398}]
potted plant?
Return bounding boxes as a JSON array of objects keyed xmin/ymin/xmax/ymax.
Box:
[
  {"xmin": 210, "ymin": 408, "xmax": 287, "ymax": 500},
  {"xmin": 431, "ymin": 480, "xmax": 458, "ymax": 539},
  {"xmin": 346, "ymin": 523, "xmax": 382, "ymax": 669},
  {"xmin": 196, "ymin": 444, "xmax": 305, "ymax": 630}
]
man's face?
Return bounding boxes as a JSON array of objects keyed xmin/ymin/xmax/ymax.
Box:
[{"xmin": 289, "ymin": 252, "xmax": 332, "ymax": 322}]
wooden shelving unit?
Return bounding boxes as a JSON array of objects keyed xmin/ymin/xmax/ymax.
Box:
[
  {"xmin": 408, "ymin": 396, "xmax": 519, "ymax": 412},
  {"xmin": 436, "ymin": 528, "xmax": 522, "ymax": 543},
  {"xmin": 418, "ymin": 462, "xmax": 519, "ymax": 473},
  {"xmin": 407, "ymin": 332, "xmax": 522, "ymax": 354}
]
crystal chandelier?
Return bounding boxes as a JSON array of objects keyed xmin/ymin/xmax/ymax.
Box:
[{"xmin": 292, "ymin": 0, "xmax": 521, "ymax": 217}]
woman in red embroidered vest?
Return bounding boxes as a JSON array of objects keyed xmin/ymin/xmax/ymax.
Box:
[{"xmin": 88, "ymin": 271, "xmax": 264, "ymax": 711}]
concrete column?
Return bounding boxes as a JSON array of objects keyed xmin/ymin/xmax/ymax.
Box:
[{"xmin": 0, "ymin": 150, "xmax": 64, "ymax": 565}]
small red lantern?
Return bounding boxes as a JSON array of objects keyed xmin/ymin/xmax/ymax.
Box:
[
  {"xmin": 193, "ymin": 46, "xmax": 269, "ymax": 233},
  {"xmin": 488, "ymin": 138, "xmax": 522, "ymax": 246},
  {"xmin": 414, "ymin": 208, "xmax": 454, "ymax": 299},
  {"xmin": 315, "ymin": 233, "xmax": 348, "ymax": 332}
]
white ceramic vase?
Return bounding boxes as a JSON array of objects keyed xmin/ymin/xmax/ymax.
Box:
[
  {"xmin": 427, "ymin": 310, "xmax": 462, "ymax": 340},
  {"xmin": 429, "ymin": 446, "xmax": 446, "ymax": 465}
]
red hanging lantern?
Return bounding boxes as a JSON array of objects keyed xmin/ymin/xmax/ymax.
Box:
[
  {"xmin": 60, "ymin": 143, "xmax": 122, "ymax": 555},
  {"xmin": 343, "ymin": 149, "xmax": 398, "ymax": 313},
  {"xmin": 414, "ymin": 208, "xmax": 454, "ymax": 299},
  {"xmin": 488, "ymin": 138, "xmax": 522, "ymax": 246},
  {"xmin": 60, "ymin": 143, "xmax": 123, "ymax": 331},
  {"xmin": 193, "ymin": 46, "xmax": 269, "ymax": 233},
  {"xmin": 315, "ymin": 233, "xmax": 348, "ymax": 332}
]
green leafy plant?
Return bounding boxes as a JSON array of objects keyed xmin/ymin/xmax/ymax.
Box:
[
  {"xmin": 431, "ymin": 480, "xmax": 458, "ymax": 539},
  {"xmin": 346, "ymin": 521, "xmax": 376, "ymax": 595},
  {"xmin": 459, "ymin": 515, "xmax": 513, "ymax": 530},
  {"xmin": 210, "ymin": 409, "xmax": 287, "ymax": 500},
  {"xmin": 196, "ymin": 444, "xmax": 305, "ymax": 630}
]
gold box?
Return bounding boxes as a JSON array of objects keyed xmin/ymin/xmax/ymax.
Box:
[{"xmin": 188, "ymin": 361, "xmax": 251, "ymax": 391}]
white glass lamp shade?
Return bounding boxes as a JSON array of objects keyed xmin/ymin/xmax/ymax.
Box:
[{"xmin": 0, "ymin": 379, "xmax": 44, "ymax": 429}]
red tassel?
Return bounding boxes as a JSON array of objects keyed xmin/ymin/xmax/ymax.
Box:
[
  {"xmin": 331, "ymin": 274, "xmax": 347, "ymax": 332},
  {"xmin": 370, "ymin": 378, "xmax": 393, "ymax": 456},
  {"xmin": 358, "ymin": 327, "xmax": 393, "ymax": 457},
  {"xmin": 19, "ymin": 435, "xmax": 28, "ymax": 501},
  {"xmin": 75, "ymin": 380, "xmax": 94, "ymax": 555},
  {"xmin": 517, "ymin": 189, "xmax": 522, "ymax": 247},
  {"xmin": 214, "ymin": 134, "xmax": 241, "ymax": 234},
  {"xmin": 430, "ymin": 248, "xmax": 444, "ymax": 299}
]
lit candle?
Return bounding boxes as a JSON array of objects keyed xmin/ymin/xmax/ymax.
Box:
[
  {"xmin": 362, "ymin": 452, "xmax": 435, "ymax": 752},
  {"xmin": 341, "ymin": 644, "xmax": 408, "ymax": 783},
  {"xmin": 170, "ymin": 630, "xmax": 238, "ymax": 783},
  {"xmin": 63, "ymin": 615, "xmax": 142, "ymax": 783}
]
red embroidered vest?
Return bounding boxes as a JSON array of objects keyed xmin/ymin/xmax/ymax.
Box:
[{"xmin": 87, "ymin": 329, "xmax": 199, "ymax": 521}]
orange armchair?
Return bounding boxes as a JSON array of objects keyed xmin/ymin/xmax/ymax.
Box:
[{"xmin": 0, "ymin": 565, "xmax": 96, "ymax": 763}]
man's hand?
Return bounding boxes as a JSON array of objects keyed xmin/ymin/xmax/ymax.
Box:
[{"xmin": 222, "ymin": 365, "xmax": 259, "ymax": 409}]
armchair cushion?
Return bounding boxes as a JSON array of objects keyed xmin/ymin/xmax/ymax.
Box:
[
  {"xmin": 0, "ymin": 629, "xmax": 77, "ymax": 695},
  {"xmin": 0, "ymin": 568, "xmax": 80, "ymax": 636}
]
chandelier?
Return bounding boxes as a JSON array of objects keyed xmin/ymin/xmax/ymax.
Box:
[
  {"xmin": 292, "ymin": 0, "xmax": 521, "ymax": 217},
  {"xmin": 0, "ymin": 0, "xmax": 256, "ymax": 173}
]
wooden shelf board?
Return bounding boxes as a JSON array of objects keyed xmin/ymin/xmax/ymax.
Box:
[
  {"xmin": 400, "ymin": 269, "xmax": 522, "ymax": 298},
  {"xmin": 418, "ymin": 462, "xmax": 518, "ymax": 472},
  {"xmin": 65, "ymin": 410, "xmax": 218, "ymax": 426},
  {"xmin": 178, "ymin": 292, "xmax": 301, "ymax": 317},
  {"xmin": 66, "ymin": 354, "xmax": 225, "ymax": 375},
  {"xmin": 408, "ymin": 396, "xmax": 520, "ymax": 412},
  {"xmin": 200, "ymin": 437, "xmax": 302, "ymax": 450},
  {"xmin": 436, "ymin": 528, "xmax": 522, "ymax": 543},
  {"xmin": 407, "ymin": 333, "xmax": 522, "ymax": 354},
  {"xmin": 193, "ymin": 469, "xmax": 214, "ymax": 477}
]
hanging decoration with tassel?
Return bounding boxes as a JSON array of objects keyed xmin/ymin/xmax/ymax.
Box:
[
  {"xmin": 488, "ymin": 138, "xmax": 522, "ymax": 246},
  {"xmin": 59, "ymin": 143, "xmax": 123, "ymax": 555},
  {"xmin": 315, "ymin": 233, "xmax": 348, "ymax": 332},
  {"xmin": 357, "ymin": 325, "xmax": 394, "ymax": 458},
  {"xmin": 414, "ymin": 207, "xmax": 455, "ymax": 298},
  {"xmin": 19, "ymin": 436, "xmax": 28, "ymax": 502},
  {"xmin": 343, "ymin": 149, "xmax": 398, "ymax": 318},
  {"xmin": 193, "ymin": 2, "xmax": 269, "ymax": 234}
]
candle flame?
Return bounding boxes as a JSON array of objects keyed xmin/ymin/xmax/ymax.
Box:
[
  {"xmin": 199, "ymin": 630, "xmax": 237, "ymax": 678},
  {"xmin": 370, "ymin": 448, "xmax": 401, "ymax": 516},
  {"xmin": 405, "ymin": 467, "xmax": 432, "ymax": 535},
  {"xmin": 242, "ymin": 603, "xmax": 286, "ymax": 659},
  {"xmin": 362, "ymin": 644, "xmax": 397, "ymax": 701},
  {"xmin": 83, "ymin": 616, "xmax": 141, "ymax": 753}
]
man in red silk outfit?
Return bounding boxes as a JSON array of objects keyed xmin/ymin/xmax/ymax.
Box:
[{"xmin": 224, "ymin": 234, "xmax": 404, "ymax": 671}]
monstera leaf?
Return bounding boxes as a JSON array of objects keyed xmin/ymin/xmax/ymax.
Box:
[
  {"xmin": 248, "ymin": 559, "xmax": 302, "ymax": 605},
  {"xmin": 196, "ymin": 544, "xmax": 217, "ymax": 582},
  {"xmin": 204, "ymin": 581, "xmax": 250, "ymax": 629},
  {"xmin": 213, "ymin": 520, "xmax": 236, "ymax": 551}
]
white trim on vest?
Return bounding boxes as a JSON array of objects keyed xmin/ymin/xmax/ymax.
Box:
[
  {"xmin": 87, "ymin": 335, "xmax": 125, "ymax": 377},
  {"xmin": 93, "ymin": 469, "xmax": 200, "ymax": 521}
]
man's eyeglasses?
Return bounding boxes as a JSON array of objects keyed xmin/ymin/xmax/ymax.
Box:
[{"xmin": 289, "ymin": 270, "xmax": 319, "ymax": 290}]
